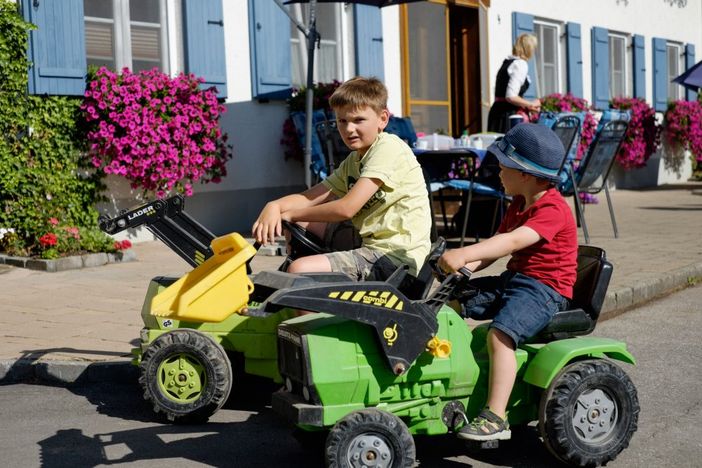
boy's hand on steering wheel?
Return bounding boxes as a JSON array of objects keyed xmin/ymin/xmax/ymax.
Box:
[
  {"xmin": 438, "ymin": 249, "xmax": 469, "ymax": 275},
  {"xmin": 252, "ymin": 202, "xmax": 282, "ymax": 245}
]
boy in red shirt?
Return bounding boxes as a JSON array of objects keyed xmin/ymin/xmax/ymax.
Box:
[{"xmin": 438, "ymin": 123, "xmax": 577, "ymax": 441}]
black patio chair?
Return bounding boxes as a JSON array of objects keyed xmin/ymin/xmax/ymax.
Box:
[
  {"xmin": 537, "ymin": 111, "xmax": 583, "ymax": 185},
  {"xmin": 550, "ymin": 114, "xmax": 581, "ymax": 171},
  {"xmin": 560, "ymin": 117, "xmax": 629, "ymax": 244},
  {"xmin": 415, "ymin": 150, "xmax": 502, "ymax": 246}
]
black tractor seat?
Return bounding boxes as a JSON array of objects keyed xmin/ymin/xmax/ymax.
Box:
[{"xmin": 529, "ymin": 245, "xmax": 613, "ymax": 342}]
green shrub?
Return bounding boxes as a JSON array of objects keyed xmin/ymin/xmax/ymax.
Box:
[{"xmin": 0, "ymin": 0, "xmax": 114, "ymax": 258}]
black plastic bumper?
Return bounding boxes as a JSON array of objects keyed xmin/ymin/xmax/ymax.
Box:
[{"xmin": 272, "ymin": 390, "xmax": 324, "ymax": 427}]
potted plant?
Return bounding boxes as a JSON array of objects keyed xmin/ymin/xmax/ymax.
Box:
[
  {"xmin": 662, "ymin": 99, "xmax": 702, "ymax": 180},
  {"xmin": 610, "ymin": 97, "xmax": 661, "ymax": 170}
]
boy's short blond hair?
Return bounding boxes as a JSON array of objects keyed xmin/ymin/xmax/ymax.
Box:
[
  {"xmin": 329, "ymin": 76, "xmax": 388, "ymax": 114},
  {"xmin": 513, "ymin": 33, "xmax": 537, "ymax": 61}
]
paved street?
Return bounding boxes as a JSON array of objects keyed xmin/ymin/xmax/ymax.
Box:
[{"xmin": 1, "ymin": 284, "xmax": 700, "ymax": 467}]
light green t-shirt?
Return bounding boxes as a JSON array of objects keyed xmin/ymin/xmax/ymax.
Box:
[{"xmin": 322, "ymin": 132, "xmax": 431, "ymax": 276}]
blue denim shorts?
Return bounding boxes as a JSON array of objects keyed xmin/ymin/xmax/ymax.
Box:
[{"xmin": 460, "ymin": 270, "xmax": 569, "ymax": 347}]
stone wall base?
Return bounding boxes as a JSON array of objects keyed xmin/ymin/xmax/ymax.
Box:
[{"xmin": 0, "ymin": 250, "xmax": 136, "ymax": 273}]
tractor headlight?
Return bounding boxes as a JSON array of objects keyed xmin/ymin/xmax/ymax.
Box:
[
  {"xmin": 302, "ymin": 386, "xmax": 311, "ymax": 402},
  {"xmin": 140, "ymin": 328, "xmax": 150, "ymax": 343},
  {"xmin": 285, "ymin": 377, "xmax": 293, "ymax": 393}
]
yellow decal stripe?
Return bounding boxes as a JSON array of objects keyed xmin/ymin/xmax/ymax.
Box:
[
  {"xmin": 352, "ymin": 291, "xmax": 366, "ymax": 302},
  {"xmin": 329, "ymin": 292, "xmax": 340, "ymax": 298},
  {"xmin": 194, "ymin": 251, "xmax": 205, "ymax": 265},
  {"xmin": 341, "ymin": 291, "xmax": 353, "ymax": 300},
  {"xmin": 385, "ymin": 295, "xmax": 398, "ymax": 308},
  {"xmin": 395, "ymin": 301, "xmax": 403, "ymax": 311}
]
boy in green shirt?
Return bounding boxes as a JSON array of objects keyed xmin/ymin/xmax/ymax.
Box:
[{"xmin": 252, "ymin": 76, "xmax": 431, "ymax": 279}]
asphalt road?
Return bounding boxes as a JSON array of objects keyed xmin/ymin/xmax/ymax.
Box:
[{"xmin": 1, "ymin": 284, "xmax": 701, "ymax": 467}]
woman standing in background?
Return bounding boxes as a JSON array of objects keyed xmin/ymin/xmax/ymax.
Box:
[{"xmin": 487, "ymin": 33, "xmax": 541, "ymax": 133}]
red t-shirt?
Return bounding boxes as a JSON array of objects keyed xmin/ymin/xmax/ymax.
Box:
[{"xmin": 497, "ymin": 188, "xmax": 578, "ymax": 298}]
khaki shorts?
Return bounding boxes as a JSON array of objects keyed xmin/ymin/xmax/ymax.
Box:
[{"xmin": 325, "ymin": 247, "xmax": 399, "ymax": 281}]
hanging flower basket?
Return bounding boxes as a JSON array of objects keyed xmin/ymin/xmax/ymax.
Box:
[
  {"xmin": 82, "ymin": 67, "xmax": 232, "ymax": 197},
  {"xmin": 663, "ymin": 100, "xmax": 702, "ymax": 177},
  {"xmin": 610, "ymin": 97, "xmax": 661, "ymax": 170}
]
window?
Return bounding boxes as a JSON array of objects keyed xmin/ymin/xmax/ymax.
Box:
[
  {"xmin": 84, "ymin": 0, "xmax": 169, "ymax": 73},
  {"xmin": 608, "ymin": 33, "xmax": 629, "ymax": 98},
  {"xmin": 667, "ymin": 42, "xmax": 684, "ymax": 100},
  {"xmin": 534, "ymin": 21, "xmax": 561, "ymax": 96},
  {"xmin": 289, "ymin": 3, "xmax": 344, "ymax": 88}
]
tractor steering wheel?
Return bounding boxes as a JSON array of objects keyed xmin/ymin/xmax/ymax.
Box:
[
  {"xmin": 427, "ymin": 248, "xmax": 473, "ymax": 299},
  {"xmin": 282, "ymin": 220, "xmax": 329, "ymax": 260}
]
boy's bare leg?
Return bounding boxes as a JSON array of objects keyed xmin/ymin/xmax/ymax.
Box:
[
  {"xmin": 287, "ymin": 254, "xmax": 333, "ymax": 315},
  {"xmin": 486, "ymin": 328, "xmax": 517, "ymax": 419},
  {"xmin": 287, "ymin": 254, "xmax": 333, "ymax": 274}
]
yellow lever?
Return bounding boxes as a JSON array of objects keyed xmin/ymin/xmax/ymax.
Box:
[{"xmin": 426, "ymin": 336, "xmax": 452, "ymax": 358}]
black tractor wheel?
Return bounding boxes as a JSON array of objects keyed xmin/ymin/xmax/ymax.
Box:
[
  {"xmin": 139, "ymin": 329, "xmax": 232, "ymax": 423},
  {"xmin": 325, "ymin": 409, "xmax": 415, "ymax": 468},
  {"xmin": 539, "ymin": 359, "xmax": 639, "ymax": 467}
]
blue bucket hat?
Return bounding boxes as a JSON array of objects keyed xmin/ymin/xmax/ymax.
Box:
[{"xmin": 486, "ymin": 123, "xmax": 566, "ymax": 184}]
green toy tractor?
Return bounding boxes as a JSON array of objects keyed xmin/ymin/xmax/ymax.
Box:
[
  {"xmin": 270, "ymin": 245, "xmax": 640, "ymax": 467},
  {"xmin": 100, "ymin": 196, "xmax": 639, "ymax": 467}
]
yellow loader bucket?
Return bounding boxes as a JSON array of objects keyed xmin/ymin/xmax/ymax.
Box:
[{"xmin": 150, "ymin": 233, "xmax": 256, "ymax": 322}]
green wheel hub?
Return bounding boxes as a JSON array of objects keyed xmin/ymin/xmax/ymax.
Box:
[{"xmin": 157, "ymin": 353, "xmax": 206, "ymax": 403}]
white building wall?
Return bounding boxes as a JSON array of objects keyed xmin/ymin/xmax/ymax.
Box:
[
  {"xmin": 225, "ymin": 0, "xmax": 252, "ymax": 104},
  {"xmin": 486, "ymin": 0, "xmax": 702, "ymax": 107},
  {"xmin": 382, "ymin": 7, "xmax": 403, "ymax": 116}
]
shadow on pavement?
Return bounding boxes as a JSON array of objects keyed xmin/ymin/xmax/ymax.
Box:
[
  {"xmin": 37, "ymin": 418, "xmax": 321, "ymax": 468},
  {"xmin": 41, "ymin": 381, "xmax": 567, "ymax": 467}
]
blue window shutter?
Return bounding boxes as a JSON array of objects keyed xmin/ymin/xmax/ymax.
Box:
[
  {"xmin": 591, "ymin": 27, "xmax": 609, "ymax": 110},
  {"xmin": 685, "ymin": 43, "xmax": 696, "ymax": 101},
  {"xmin": 566, "ymin": 22, "xmax": 583, "ymax": 98},
  {"xmin": 511, "ymin": 12, "xmax": 536, "ymax": 100},
  {"xmin": 633, "ymin": 34, "xmax": 646, "ymax": 99},
  {"xmin": 183, "ymin": 0, "xmax": 227, "ymax": 99},
  {"xmin": 21, "ymin": 0, "xmax": 86, "ymax": 96},
  {"xmin": 652, "ymin": 37, "xmax": 667, "ymax": 111},
  {"xmin": 354, "ymin": 5, "xmax": 384, "ymax": 80},
  {"xmin": 248, "ymin": 0, "xmax": 291, "ymax": 100}
]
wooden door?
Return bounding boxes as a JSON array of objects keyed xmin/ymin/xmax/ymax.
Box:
[{"xmin": 401, "ymin": 1, "xmax": 483, "ymax": 137}]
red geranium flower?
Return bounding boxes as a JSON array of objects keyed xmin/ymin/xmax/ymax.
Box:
[{"xmin": 39, "ymin": 233, "xmax": 58, "ymax": 247}]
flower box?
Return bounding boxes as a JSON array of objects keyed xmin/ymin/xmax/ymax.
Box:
[{"xmin": 612, "ymin": 149, "xmax": 693, "ymax": 189}]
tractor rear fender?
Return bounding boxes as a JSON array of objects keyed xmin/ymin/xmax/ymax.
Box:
[{"xmin": 521, "ymin": 337, "xmax": 635, "ymax": 389}]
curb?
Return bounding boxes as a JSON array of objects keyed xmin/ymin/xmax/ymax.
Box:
[
  {"xmin": 600, "ymin": 261, "xmax": 702, "ymax": 319},
  {"xmin": 3, "ymin": 261, "xmax": 701, "ymax": 386},
  {"xmin": 0, "ymin": 250, "xmax": 137, "ymax": 273}
]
